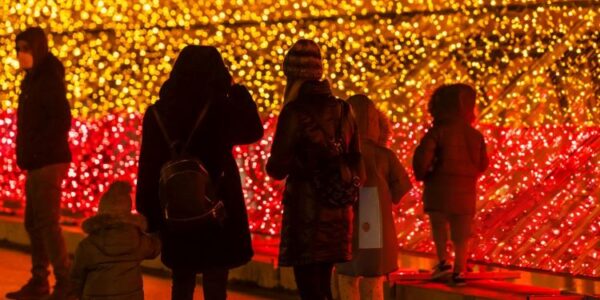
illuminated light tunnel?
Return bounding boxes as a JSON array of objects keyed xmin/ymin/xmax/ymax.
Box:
[{"xmin": 0, "ymin": 1, "xmax": 598, "ymax": 277}]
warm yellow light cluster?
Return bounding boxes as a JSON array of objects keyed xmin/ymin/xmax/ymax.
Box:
[
  {"xmin": 0, "ymin": 1, "xmax": 597, "ymax": 125},
  {"xmin": 0, "ymin": 0, "xmax": 556, "ymax": 33}
]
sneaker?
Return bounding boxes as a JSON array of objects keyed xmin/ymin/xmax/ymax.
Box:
[
  {"xmin": 6, "ymin": 278, "xmax": 50, "ymax": 299},
  {"xmin": 450, "ymin": 272, "xmax": 467, "ymax": 287},
  {"xmin": 431, "ymin": 260, "xmax": 452, "ymax": 280}
]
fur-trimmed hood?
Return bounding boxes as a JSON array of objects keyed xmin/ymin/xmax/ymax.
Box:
[{"xmin": 82, "ymin": 214, "xmax": 148, "ymax": 257}]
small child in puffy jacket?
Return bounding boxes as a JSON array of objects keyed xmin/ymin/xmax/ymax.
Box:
[
  {"xmin": 412, "ymin": 84, "xmax": 488, "ymax": 286},
  {"xmin": 70, "ymin": 181, "xmax": 161, "ymax": 300},
  {"xmin": 337, "ymin": 95, "xmax": 412, "ymax": 300}
]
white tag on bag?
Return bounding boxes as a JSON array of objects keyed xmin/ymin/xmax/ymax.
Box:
[{"xmin": 358, "ymin": 187, "xmax": 382, "ymax": 249}]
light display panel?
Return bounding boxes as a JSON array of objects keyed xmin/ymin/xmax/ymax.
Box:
[{"xmin": 0, "ymin": 1, "xmax": 598, "ymax": 277}]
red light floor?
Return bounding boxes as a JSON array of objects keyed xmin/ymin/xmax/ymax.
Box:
[{"xmin": 396, "ymin": 252, "xmax": 600, "ymax": 296}]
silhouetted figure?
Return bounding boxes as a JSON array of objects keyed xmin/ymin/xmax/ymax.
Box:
[
  {"xmin": 337, "ymin": 95, "xmax": 412, "ymax": 300},
  {"xmin": 7, "ymin": 27, "xmax": 73, "ymax": 300},
  {"xmin": 267, "ymin": 39, "xmax": 365, "ymax": 300},
  {"xmin": 413, "ymin": 84, "xmax": 489, "ymax": 286},
  {"xmin": 71, "ymin": 181, "xmax": 160, "ymax": 299},
  {"xmin": 136, "ymin": 45, "xmax": 263, "ymax": 300}
]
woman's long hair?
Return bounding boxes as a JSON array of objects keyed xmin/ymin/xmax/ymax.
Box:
[
  {"xmin": 158, "ymin": 45, "xmax": 232, "ymax": 121},
  {"xmin": 156, "ymin": 45, "xmax": 231, "ymax": 147}
]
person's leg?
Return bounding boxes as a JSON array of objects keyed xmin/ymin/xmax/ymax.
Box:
[
  {"xmin": 337, "ymin": 274, "xmax": 359, "ymax": 300},
  {"xmin": 6, "ymin": 171, "xmax": 51, "ymax": 299},
  {"xmin": 317, "ymin": 263, "xmax": 334, "ymax": 300},
  {"xmin": 35, "ymin": 164, "xmax": 70, "ymax": 288},
  {"xmin": 449, "ymin": 214, "xmax": 474, "ymax": 273},
  {"xmin": 428, "ymin": 212, "xmax": 449, "ymax": 263},
  {"xmin": 202, "ymin": 268, "xmax": 229, "ymax": 300},
  {"xmin": 428, "ymin": 212, "xmax": 452, "ymax": 280},
  {"xmin": 360, "ymin": 276, "xmax": 385, "ymax": 300},
  {"xmin": 172, "ymin": 269, "xmax": 197, "ymax": 300},
  {"xmin": 24, "ymin": 170, "xmax": 51, "ymax": 283},
  {"xmin": 294, "ymin": 264, "xmax": 321, "ymax": 300}
]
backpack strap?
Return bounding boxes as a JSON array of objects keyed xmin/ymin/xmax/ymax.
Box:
[
  {"xmin": 152, "ymin": 106, "xmax": 178, "ymax": 159},
  {"xmin": 151, "ymin": 101, "xmax": 211, "ymax": 158},
  {"xmin": 182, "ymin": 101, "xmax": 212, "ymax": 154}
]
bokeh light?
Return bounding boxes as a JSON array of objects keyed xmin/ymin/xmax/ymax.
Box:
[{"xmin": 0, "ymin": 1, "xmax": 598, "ymax": 277}]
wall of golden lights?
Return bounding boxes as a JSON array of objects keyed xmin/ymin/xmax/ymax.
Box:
[{"xmin": 0, "ymin": 1, "xmax": 599, "ymax": 277}]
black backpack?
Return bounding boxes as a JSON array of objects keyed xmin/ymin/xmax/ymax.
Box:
[{"xmin": 152, "ymin": 104, "xmax": 225, "ymax": 227}]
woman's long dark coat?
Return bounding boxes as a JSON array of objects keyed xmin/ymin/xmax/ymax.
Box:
[
  {"xmin": 135, "ymin": 46, "xmax": 263, "ymax": 271},
  {"xmin": 266, "ymin": 81, "xmax": 363, "ymax": 266}
]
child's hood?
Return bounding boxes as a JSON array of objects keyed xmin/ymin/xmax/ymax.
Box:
[
  {"xmin": 347, "ymin": 95, "xmax": 380, "ymax": 143},
  {"xmin": 82, "ymin": 213, "xmax": 147, "ymax": 256}
]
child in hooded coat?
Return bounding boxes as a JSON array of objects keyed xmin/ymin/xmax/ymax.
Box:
[
  {"xmin": 70, "ymin": 181, "xmax": 161, "ymax": 300},
  {"xmin": 412, "ymin": 84, "xmax": 488, "ymax": 285},
  {"xmin": 336, "ymin": 95, "xmax": 412, "ymax": 300}
]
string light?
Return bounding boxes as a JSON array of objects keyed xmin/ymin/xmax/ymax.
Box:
[{"xmin": 0, "ymin": 1, "xmax": 598, "ymax": 277}]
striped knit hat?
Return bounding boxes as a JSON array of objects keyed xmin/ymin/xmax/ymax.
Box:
[{"xmin": 283, "ymin": 39, "xmax": 323, "ymax": 80}]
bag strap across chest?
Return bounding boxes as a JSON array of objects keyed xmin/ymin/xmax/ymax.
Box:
[{"xmin": 302, "ymin": 100, "xmax": 349, "ymax": 155}]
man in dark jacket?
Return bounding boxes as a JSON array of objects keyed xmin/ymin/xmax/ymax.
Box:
[{"xmin": 6, "ymin": 27, "xmax": 73, "ymax": 300}]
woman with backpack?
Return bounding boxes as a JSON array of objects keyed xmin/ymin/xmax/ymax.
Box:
[
  {"xmin": 136, "ymin": 45, "xmax": 263, "ymax": 300},
  {"xmin": 266, "ymin": 39, "xmax": 365, "ymax": 300}
]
